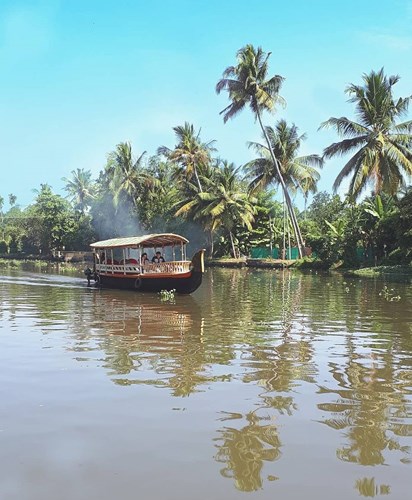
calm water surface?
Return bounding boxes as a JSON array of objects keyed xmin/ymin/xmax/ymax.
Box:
[{"xmin": 0, "ymin": 267, "xmax": 411, "ymax": 500}]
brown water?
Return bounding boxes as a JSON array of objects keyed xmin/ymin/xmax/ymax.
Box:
[{"xmin": 0, "ymin": 267, "xmax": 411, "ymax": 500}]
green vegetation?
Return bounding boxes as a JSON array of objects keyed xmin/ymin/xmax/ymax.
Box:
[
  {"xmin": 159, "ymin": 289, "xmax": 176, "ymax": 302},
  {"xmin": 347, "ymin": 264, "xmax": 412, "ymax": 278},
  {"xmin": 378, "ymin": 285, "xmax": 402, "ymax": 301},
  {"xmin": 0, "ymin": 47, "xmax": 411, "ymax": 268}
]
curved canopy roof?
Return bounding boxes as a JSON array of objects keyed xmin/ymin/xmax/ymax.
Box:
[{"xmin": 90, "ymin": 233, "xmax": 189, "ymax": 249}]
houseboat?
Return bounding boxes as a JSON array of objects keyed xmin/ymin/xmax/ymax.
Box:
[{"xmin": 87, "ymin": 233, "xmax": 204, "ymax": 294}]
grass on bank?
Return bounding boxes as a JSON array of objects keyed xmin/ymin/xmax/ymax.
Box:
[
  {"xmin": 290, "ymin": 257, "xmax": 412, "ymax": 276},
  {"xmin": 346, "ymin": 264, "xmax": 412, "ymax": 277}
]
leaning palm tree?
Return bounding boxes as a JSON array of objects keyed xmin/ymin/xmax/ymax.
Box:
[
  {"xmin": 216, "ymin": 44, "xmax": 306, "ymax": 257},
  {"xmin": 158, "ymin": 122, "xmax": 216, "ymax": 192},
  {"xmin": 62, "ymin": 168, "xmax": 95, "ymax": 214},
  {"xmin": 320, "ymin": 68, "xmax": 412, "ymax": 200},
  {"xmin": 107, "ymin": 142, "xmax": 146, "ymax": 206}
]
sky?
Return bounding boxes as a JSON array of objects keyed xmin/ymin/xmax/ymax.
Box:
[{"xmin": 1, "ymin": 0, "xmax": 412, "ymax": 210}]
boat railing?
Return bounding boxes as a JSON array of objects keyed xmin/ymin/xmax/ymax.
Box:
[
  {"xmin": 96, "ymin": 260, "xmax": 191, "ymax": 275},
  {"xmin": 142, "ymin": 261, "xmax": 191, "ymax": 274},
  {"xmin": 97, "ymin": 263, "xmax": 141, "ymax": 274}
]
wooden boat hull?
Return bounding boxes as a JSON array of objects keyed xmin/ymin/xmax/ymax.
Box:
[
  {"xmin": 96, "ymin": 270, "xmax": 202, "ymax": 294},
  {"xmin": 93, "ymin": 250, "xmax": 204, "ymax": 295}
]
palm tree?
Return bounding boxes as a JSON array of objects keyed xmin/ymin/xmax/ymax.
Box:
[
  {"xmin": 8, "ymin": 194, "xmax": 17, "ymax": 208},
  {"xmin": 246, "ymin": 120, "xmax": 323, "ymax": 249},
  {"xmin": 158, "ymin": 122, "xmax": 215, "ymax": 192},
  {"xmin": 62, "ymin": 168, "xmax": 95, "ymax": 214},
  {"xmin": 216, "ymin": 44, "xmax": 306, "ymax": 257},
  {"xmin": 135, "ymin": 157, "xmax": 181, "ymax": 230},
  {"xmin": 107, "ymin": 142, "xmax": 146, "ymax": 206},
  {"xmin": 175, "ymin": 162, "xmax": 256, "ymax": 257},
  {"xmin": 321, "ymin": 68, "xmax": 412, "ymax": 200},
  {"xmin": 246, "ymin": 119, "xmax": 323, "ymax": 199}
]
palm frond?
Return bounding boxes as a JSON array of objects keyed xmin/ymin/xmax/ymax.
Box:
[
  {"xmin": 319, "ymin": 117, "xmax": 369, "ymax": 137},
  {"xmin": 323, "ymin": 136, "xmax": 368, "ymax": 159},
  {"xmin": 332, "ymin": 146, "xmax": 367, "ymax": 194}
]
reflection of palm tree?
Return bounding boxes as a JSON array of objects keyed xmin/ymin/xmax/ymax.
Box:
[
  {"xmin": 318, "ymin": 347, "xmax": 411, "ymax": 466},
  {"xmin": 214, "ymin": 411, "xmax": 281, "ymax": 492},
  {"xmin": 244, "ymin": 338, "xmax": 316, "ymax": 393},
  {"xmin": 355, "ymin": 477, "xmax": 390, "ymax": 497}
]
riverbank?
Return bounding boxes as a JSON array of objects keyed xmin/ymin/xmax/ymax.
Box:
[
  {"xmin": 206, "ymin": 258, "xmax": 412, "ymax": 277},
  {"xmin": 0, "ymin": 258, "xmax": 83, "ymax": 274},
  {"xmin": 2, "ymin": 255, "xmax": 410, "ymax": 277},
  {"xmin": 206, "ymin": 258, "xmax": 294, "ymax": 269}
]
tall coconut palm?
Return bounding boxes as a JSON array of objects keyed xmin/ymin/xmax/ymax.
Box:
[
  {"xmin": 320, "ymin": 68, "xmax": 412, "ymax": 200},
  {"xmin": 216, "ymin": 44, "xmax": 306, "ymax": 257},
  {"xmin": 62, "ymin": 168, "xmax": 95, "ymax": 214},
  {"xmin": 158, "ymin": 122, "xmax": 215, "ymax": 192},
  {"xmin": 107, "ymin": 142, "xmax": 146, "ymax": 206},
  {"xmin": 175, "ymin": 162, "xmax": 256, "ymax": 257}
]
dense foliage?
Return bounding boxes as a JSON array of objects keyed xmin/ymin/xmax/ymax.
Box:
[{"xmin": 1, "ymin": 52, "xmax": 411, "ymax": 266}]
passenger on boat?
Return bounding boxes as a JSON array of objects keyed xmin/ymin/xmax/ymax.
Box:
[
  {"xmin": 152, "ymin": 251, "xmax": 165, "ymax": 263},
  {"xmin": 141, "ymin": 252, "xmax": 149, "ymax": 265}
]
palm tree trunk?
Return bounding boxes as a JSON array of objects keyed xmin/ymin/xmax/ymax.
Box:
[
  {"xmin": 288, "ymin": 216, "xmax": 291, "ymax": 259},
  {"xmin": 256, "ymin": 108, "xmax": 305, "ymax": 258},
  {"xmin": 269, "ymin": 215, "xmax": 273, "ymax": 255},
  {"xmin": 193, "ymin": 166, "xmax": 203, "ymax": 192},
  {"xmin": 304, "ymin": 194, "xmax": 308, "ymax": 220},
  {"xmin": 210, "ymin": 230, "xmax": 214, "ymax": 258},
  {"xmin": 282, "ymin": 193, "xmax": 286, "ymax": 260},
  {"xmin": 229, "ymin": 231, "xmax": 236, "ymax": 258}
]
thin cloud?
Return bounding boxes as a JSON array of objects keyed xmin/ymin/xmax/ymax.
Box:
[{"xmin": 361, "ymin": 31, "xmax": 412, "ymax": 51}]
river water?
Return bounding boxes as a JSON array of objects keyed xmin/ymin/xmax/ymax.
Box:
[{"xmin": 0, "ymin": 267, "xmax": 411, "ymax": 500}]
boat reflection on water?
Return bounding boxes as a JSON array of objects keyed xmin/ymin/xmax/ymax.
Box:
[
  {"xmin": 91, "ymin": 289, "xmax": 200, "ymax": 336},
  {"xmin": 70, "ymin": 289, "xmax": 207, "ymax": 396}
]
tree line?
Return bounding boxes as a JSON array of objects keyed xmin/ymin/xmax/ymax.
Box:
[{"xmin": 1, "ymin": 45, "xmax": 411, "ymax": 266}]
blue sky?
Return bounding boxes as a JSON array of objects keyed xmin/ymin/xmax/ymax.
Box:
[{"xmin": 1, "ymin": 0, "xmax": 412, "ymax": 209}]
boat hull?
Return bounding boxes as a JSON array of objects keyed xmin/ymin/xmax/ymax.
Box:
[{"xmin": 96, "ymin": 270, "xmax": 202, "ymax": 294}]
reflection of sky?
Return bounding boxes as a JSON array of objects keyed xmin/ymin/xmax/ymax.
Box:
[{"xmin": 1, "ymin": 1, "xmax": 412, "ymax": 208}]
